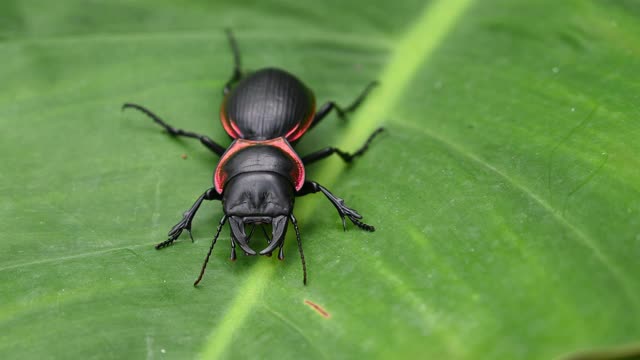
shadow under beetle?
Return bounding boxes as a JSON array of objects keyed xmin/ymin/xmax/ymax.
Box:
[{"xmin": 122, "ymin": 30, "xmax": 383, "ymax": 285}]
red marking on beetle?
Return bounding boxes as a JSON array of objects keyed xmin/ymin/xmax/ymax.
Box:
[
  {"xmin": 214, "ymin": 137, "xmax": 305, "ymax": 193},
  {"xmin": 284, "ymin": 123, "xmax": 300, "ymax": 139},
  {"xmin": 219, "ymin": 100, "xmax": 242, "ymax": 139},
  {"xmin": 285, "ymin": 97, "xmax": 316, "ymax": 142},
  {"xmin": 230, "ymin": 120, "xmax": 243, "ymax": 138},
  {"xmin": 304, "ymin": 300, "xmax": 330, "ymax": 318},
  {"xmin": 221, "ymin": 92, "xmax": 315, "ymax": 142}
]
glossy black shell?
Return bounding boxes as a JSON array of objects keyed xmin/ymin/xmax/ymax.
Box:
[{"xmin": 224, "ymin": 68, "xmax": 315, "ymax": 140}]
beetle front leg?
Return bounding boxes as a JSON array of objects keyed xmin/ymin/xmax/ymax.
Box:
[
  {"xmin": 156, "ymin": 187, "xmax": 222, "ymax": 249},
  {"xmin": 296, "ymin": 181, "xmax": 375, "ymax": 232}
]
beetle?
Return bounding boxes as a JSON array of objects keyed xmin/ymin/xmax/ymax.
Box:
[{"xmin": 122, "ymin": 30, "xmax": 383, "ymax": 285}]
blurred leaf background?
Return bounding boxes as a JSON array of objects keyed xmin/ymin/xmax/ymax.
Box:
[{"xmin": 1, "ymin": 0, "xmax": 639, "ymax": 359}]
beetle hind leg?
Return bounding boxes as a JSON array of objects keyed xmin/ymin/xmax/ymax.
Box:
[
  {"xmin": 223, "ymin": 29, "xmax": 244, "ymax": 95},
  {"xmin": 122, "ymin": 103, "xmax": 226, "ymax": 156}
]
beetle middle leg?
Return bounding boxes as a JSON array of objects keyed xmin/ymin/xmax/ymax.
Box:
[
  {"xmin": 156, "ymin": 187, "xmax": 222, "ymax": 249},
  {"xmin": 122, "ymin": 103, "xmax": 226, "ymax": 156},
  {"xmin": 310, "ymin": 81, "xmax": 378, "ymax": 130},
  {"xmin": 302, "ymin": 127, "xmax": 384, "ymax": 165},
  {"xmin": 296, "ymin": 181, "xmax": 375, "ymax": 232}
]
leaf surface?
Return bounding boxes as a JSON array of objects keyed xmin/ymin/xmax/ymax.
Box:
[{"xmin": 1, "ymin": 0, "xmax": 639, "ymax": 359}]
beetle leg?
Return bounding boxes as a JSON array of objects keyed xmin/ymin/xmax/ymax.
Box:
[
  {"xmin": 122, "ymin": 103, "xmax": 226, "ymax": 156},
  {"xmin": 155, "ymin": 188, "xmax": 222, "ymax": 249},
  {"xmin": 309, "ymin": 81, "xmax": 378, "ymax": 130},
  {"xmin": 302, "ymin": 127, "xmax": 384, "ymax": 165},
  {"xmin": 296, "ymin": 181, "xmax": 375, "ymax": 232},
  {"xmin": 223, "ymin": 29, "xmax": 244, "ymax": 95}
]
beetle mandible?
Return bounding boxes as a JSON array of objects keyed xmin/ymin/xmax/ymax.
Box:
[{"xmin": 123, "ymin": 30, "xmax": 383, "ymax": 285}]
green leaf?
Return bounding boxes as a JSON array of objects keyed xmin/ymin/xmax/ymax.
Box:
[{"xmin": 1, "ymin": 0, "xmax": 639, "ymax": 359}]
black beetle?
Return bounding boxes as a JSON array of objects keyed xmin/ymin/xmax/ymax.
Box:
[{"xmin": 123, "ymin": 30, "xmax": 383, "ymax": 285}]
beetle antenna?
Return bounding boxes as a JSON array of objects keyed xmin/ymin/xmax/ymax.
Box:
[
  {"xmin": 290, "ymin": 214, "xmax": 307, "ymax": 285},
  {"xmin": 194, "ymin": 215, "xmax": 227, "ymax": 286}
]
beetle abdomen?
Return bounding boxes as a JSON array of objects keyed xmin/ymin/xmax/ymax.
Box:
[{"xmin": 222, "ymin": 68, "xmax": 315, "ymax": 140}]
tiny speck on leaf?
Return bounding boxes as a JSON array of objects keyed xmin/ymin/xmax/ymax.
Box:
[
  {"xmin": 181, "ymin": 154, "xmax": 188, "ymax": 159},
  {"xmin": 304, "ymin": 299, "xmax": 331, "ymax": 318}
]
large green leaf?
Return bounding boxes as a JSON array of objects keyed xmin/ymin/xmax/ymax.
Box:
[{"xmin": 1, "ymin": 0, "xmax": 639, "ymax": 358}]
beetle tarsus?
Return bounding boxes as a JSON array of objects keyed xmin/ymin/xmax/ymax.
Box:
[
  {"xmin": 335, "ymin": 200, "xmax": 375, "ymax": 232},
  {"xmin": 155, "ymin": 238, "xmax": 176, "ymax": 250},
  {"xmin": 167, "ymin": 216, "xmax": 192, "ymax": 240},
  {"xmin": 154, "ymin": 188, "xmax": 221, "ymax": 250},
  {"xmin": 154, "ymin": 221, "xmax": 190, "ymax": 250},
  {"xmin": 350, "ymin": 218, "xmax": 375, "ymax": 232}
]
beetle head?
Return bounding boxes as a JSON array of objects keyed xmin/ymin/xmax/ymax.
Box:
[{"xmin": 222, "ymin": 172, "xmax": 294, "ymax": 256}]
